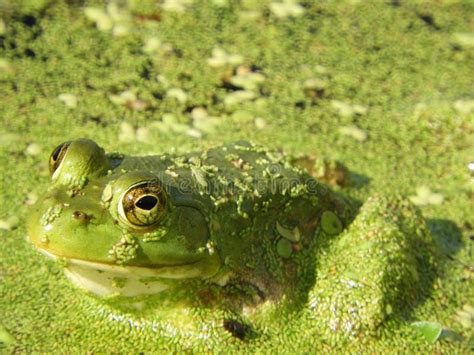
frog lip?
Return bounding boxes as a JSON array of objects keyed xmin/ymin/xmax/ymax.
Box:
[{"xmin": 36, "ymin": 248, "xmax": 204, "ymax": 278}]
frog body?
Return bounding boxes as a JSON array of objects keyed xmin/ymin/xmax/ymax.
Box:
[{"xmin": 27, "ymin": 138, "xmax": 435, "ymax": 342}]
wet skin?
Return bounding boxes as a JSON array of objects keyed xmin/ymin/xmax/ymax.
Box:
[{"xmin": 27, "ymin": 138, "xmax": 435, "ymax": 339}]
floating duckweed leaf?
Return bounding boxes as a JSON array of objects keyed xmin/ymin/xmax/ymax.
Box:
[
  {"xmin": 304, "ymin": 78, "xmax": 327, "ymax": 90},
  {"xmin": 191, "ymin": 108, "xmax": 220, "ymax": 133},
  {"xmin": 239, "ymin": 10, "xmax": 261, "ymax": 20},
  {"xmin": 0, "ymin": 19, "xmax": 5, "ymax": 35},
  {"xmin": 409, "ymin": 186, "xmax": 444, "ymax": 206},
  {"xmin": 352, "ymin": 104, "xmax": 368, "ymax": 115},
  {"xmin": 161, "ymin": 0, "xmax": 195, "ymax": 13},
  {"xmin": 84, "ymin": 7, "xmax": 113, "ymax": 31},
  {"xmin": 118, "ymin": 122, "xmax": 136, "ymax": 143},
  {"xmin": 25, "ymin": 192, "xmax": 38, "ymax": 206},
  {"xmin": 451, "ymin": 32, "xmax": 474, "ymax": 49},
  {"xmin": 58, "ymin": 93, "xmax": 78, "ymax": 108},
  {"xmin": 453, "ymin": 304, "xmax": 474, "ymax": 329},
  {"xmin": 231, "ymin": 110, "xmax": 253, "ymax": 122},
  {"xmin": 151, "ymin": 114, "xmax": 191, "ymax": 134},
  {"xmin": 135, "ymin": 127, "xmax": 150, "ymax": 142},
  {"xmin": 112, "ymin": 24, "xmax": 129, "ymax": 37},
  {"xmin": 166, "ymin": 88, "xmax": 188, "ymax": 103},
  {"xmin": 276, "ymin": 222, "xmax": 300, "ymax": 242},
  {"xmin": 0, "ymin": 216, "xmax": 20, "ymax": 231},
  {"xmin": 191, "ymin": 107, "xmax": 208, "ymax": 121},
  {"xmin": 143, "ymin": 37, "xmax": 172, "ymax": 54},
  {"xmin": 338, "ymin": 125, "xmax": 368, "ymax": 142},
  {"xmin": 321, "ymin": 211, "xmax": 343, "ymax": 235},
  {"xmin": 224, "ymin": 91, "xmax": 256, "ymax": 107},
  {"xmin": 255, "ymin": 117, "xmax": 267, "ymax": 129},
  {"xmin": 230, "ymin": 72, "xmax": 265, "ymax": 91},
  {"xmin": 315, "ymin": 65, "xmax": 328, "ymax": 75},
  {"xmin": 109, "ymin": 90, "xmax": 137, "ymax": 105},
  {"xmin": 453, "ymin": 99, "xmax": 474, "ymax": 115},
  {"xmin": 25, "ymin": 143, "xmax": 42, "ymax": 156},
  {"xmin": 276, "ymin": 238, "xmax": 292, "ymax": 258},
  {"xmin": 0, "ymin": 58, "xmax": 14, "ymax": 73},
  {"xmin": 156, "ymin": 74, "xmax": 170, "ymax": 88},
  {"xmin": 0, "ymin": 323, "xmax": 15, "ymax": 346},
  {"xmin": 331, "ymin": 100, "xmax": 355, "ymax": 117},
  {"xmin": 186, "ymin": 128, "xmax": 202, "ymax": 139},
  {"xmin": 332, "ymin": 100, "xmax": 367, "ymax": 117},
  {"xmin": 119, "ymin": 123, "xmax": 150, "ymax": 143},
  {"xmin": 207, "ymin": 48, "xmax": 244, "ymax": 67},
  {"xmin": 411, "ymin": 321, "xmax": 442, "ymax": 343},
  {"xmin": 191, "ymin": 166, "xmax": 208, "ymax": 187},
  {"xmin": 84, "ymin": 4, "xmax": 131, "ymax": 35},
  {"xmin": 270, "ymin": 0, "xmax": 305, "ymax": 19}
]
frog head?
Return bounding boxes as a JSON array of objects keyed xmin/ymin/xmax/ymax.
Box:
[{"xmin": 27, "ymin": 139, "xmax": 221, "ymax": 297}]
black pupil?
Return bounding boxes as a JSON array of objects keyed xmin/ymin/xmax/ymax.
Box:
[
  {"xmin": 52, "ymin": 144, "xmax": 64, "ymax": 161},
  {"xmin": 136, "ymin": 195, "xmax": 158, "ymax": 210}
]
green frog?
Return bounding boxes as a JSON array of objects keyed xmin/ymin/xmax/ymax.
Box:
[{"xmin": 27, "ymin": 138, "xmax": 436, "ymax": 343}]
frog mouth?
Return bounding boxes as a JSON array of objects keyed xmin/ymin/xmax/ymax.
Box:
[{"xmin": 37, "ymin": 249, "xmax": 220, "ymax": 297}]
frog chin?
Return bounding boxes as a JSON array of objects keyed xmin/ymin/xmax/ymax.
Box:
[{"xmin": 37, "ymin": 249, "xmax": 222, "ymax": 297}]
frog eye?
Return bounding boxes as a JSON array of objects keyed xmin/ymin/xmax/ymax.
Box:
[
  {"xmin": 49, "ymin": 141, "xmax": 71, "ymax": 175},
  {"xmin": 119, "ymin": 181, "xmax": 167, "ymax": 228}
]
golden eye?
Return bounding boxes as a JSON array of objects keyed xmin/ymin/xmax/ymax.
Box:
[
  {"xmin": 120, "ymin": 181, "xmax": 167, "ymax": 227},
  {"xmin": 49, "ymin": 141, "xmax": 71, "ymax": 175}
]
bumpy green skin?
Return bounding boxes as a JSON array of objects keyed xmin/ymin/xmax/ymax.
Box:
[
  {"xmin": 27, "ymin": 138, "xmax": 436, "ymax": 345},
  {"xmin": 307, "ymin": 194, "xmax": 436, "ymax": 344}
]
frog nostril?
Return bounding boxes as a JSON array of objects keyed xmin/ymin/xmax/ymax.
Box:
[{"xmin": 72, "ymin": 211, "xmax": 94, "ymax": 222}]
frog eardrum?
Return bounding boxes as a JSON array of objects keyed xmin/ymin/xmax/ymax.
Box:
[{"xmin": 119, "ymin": 181, "xmax": 167, "ymax": 228}]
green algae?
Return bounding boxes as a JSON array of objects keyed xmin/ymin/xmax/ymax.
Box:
[{"xmin": 0, "ymin": 0, "xmax": 473, "ymax": 353}]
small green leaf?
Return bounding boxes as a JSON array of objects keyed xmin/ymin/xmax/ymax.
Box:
[
  {"xmin": 411, "ymin": 321, "xmax": 442, "ymax": 343},
  {"xmin": 207, "ymin": 48, "xmax": 243, "ymax": 67},
  {"xmin": 166, "ymin": 88, "xmax": 188, "ymax": 104},
  {"xmin": 451, "ymin": 32, "xmax": 474, "ymax": 49},
  {"xmin": 270, "ymin": 1, "xmax": 305, "ymax": 19},
  {"xmin": 409, "ymin": 186, "xmax": 444, "ymax": 206},
  {"xmin": 58, "ymin": 93, "xmax": 78, "ymax": 108},
  {"xmin": 276, "ymin": 222, "xmax": 300, "ymax": 242},
  {"xmin": 338, "ymin": 125, "xmax": 368, "ymax": 142},
  {"xmin": 276, "ymin": 238, "xmax": 292, "ymax": 258},
  {"xmin": 321, "ymin": 211, "xmax": 343, "ymax": 236},
  {"xmin": 0, "ymin": 216, "xmax": 20, "ymax": 231},
  {"xmin": 0, "ymin": 323, "xmax": 15, "ymax": 346}
]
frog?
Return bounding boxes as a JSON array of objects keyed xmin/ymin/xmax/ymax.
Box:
[{"xmin": 27, "ymin": 138, "xmax": 437, "ymax": 345}]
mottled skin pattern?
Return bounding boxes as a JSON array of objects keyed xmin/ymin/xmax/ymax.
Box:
[{"xmin": 27, "ymin": 138, "xmax": 435, "ymax": 342}]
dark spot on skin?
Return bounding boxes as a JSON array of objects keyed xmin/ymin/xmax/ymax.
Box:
[
  {"xmin": 223, "ymin": 319, "xmax": 248, "ymax": 340},
  {"xmin": 72, "ymin": 211, "xmax": 93, "ymax": 222},
  {"xmin": 470, "ymin": 235, "xmax": 474, "ymax": 242}
]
